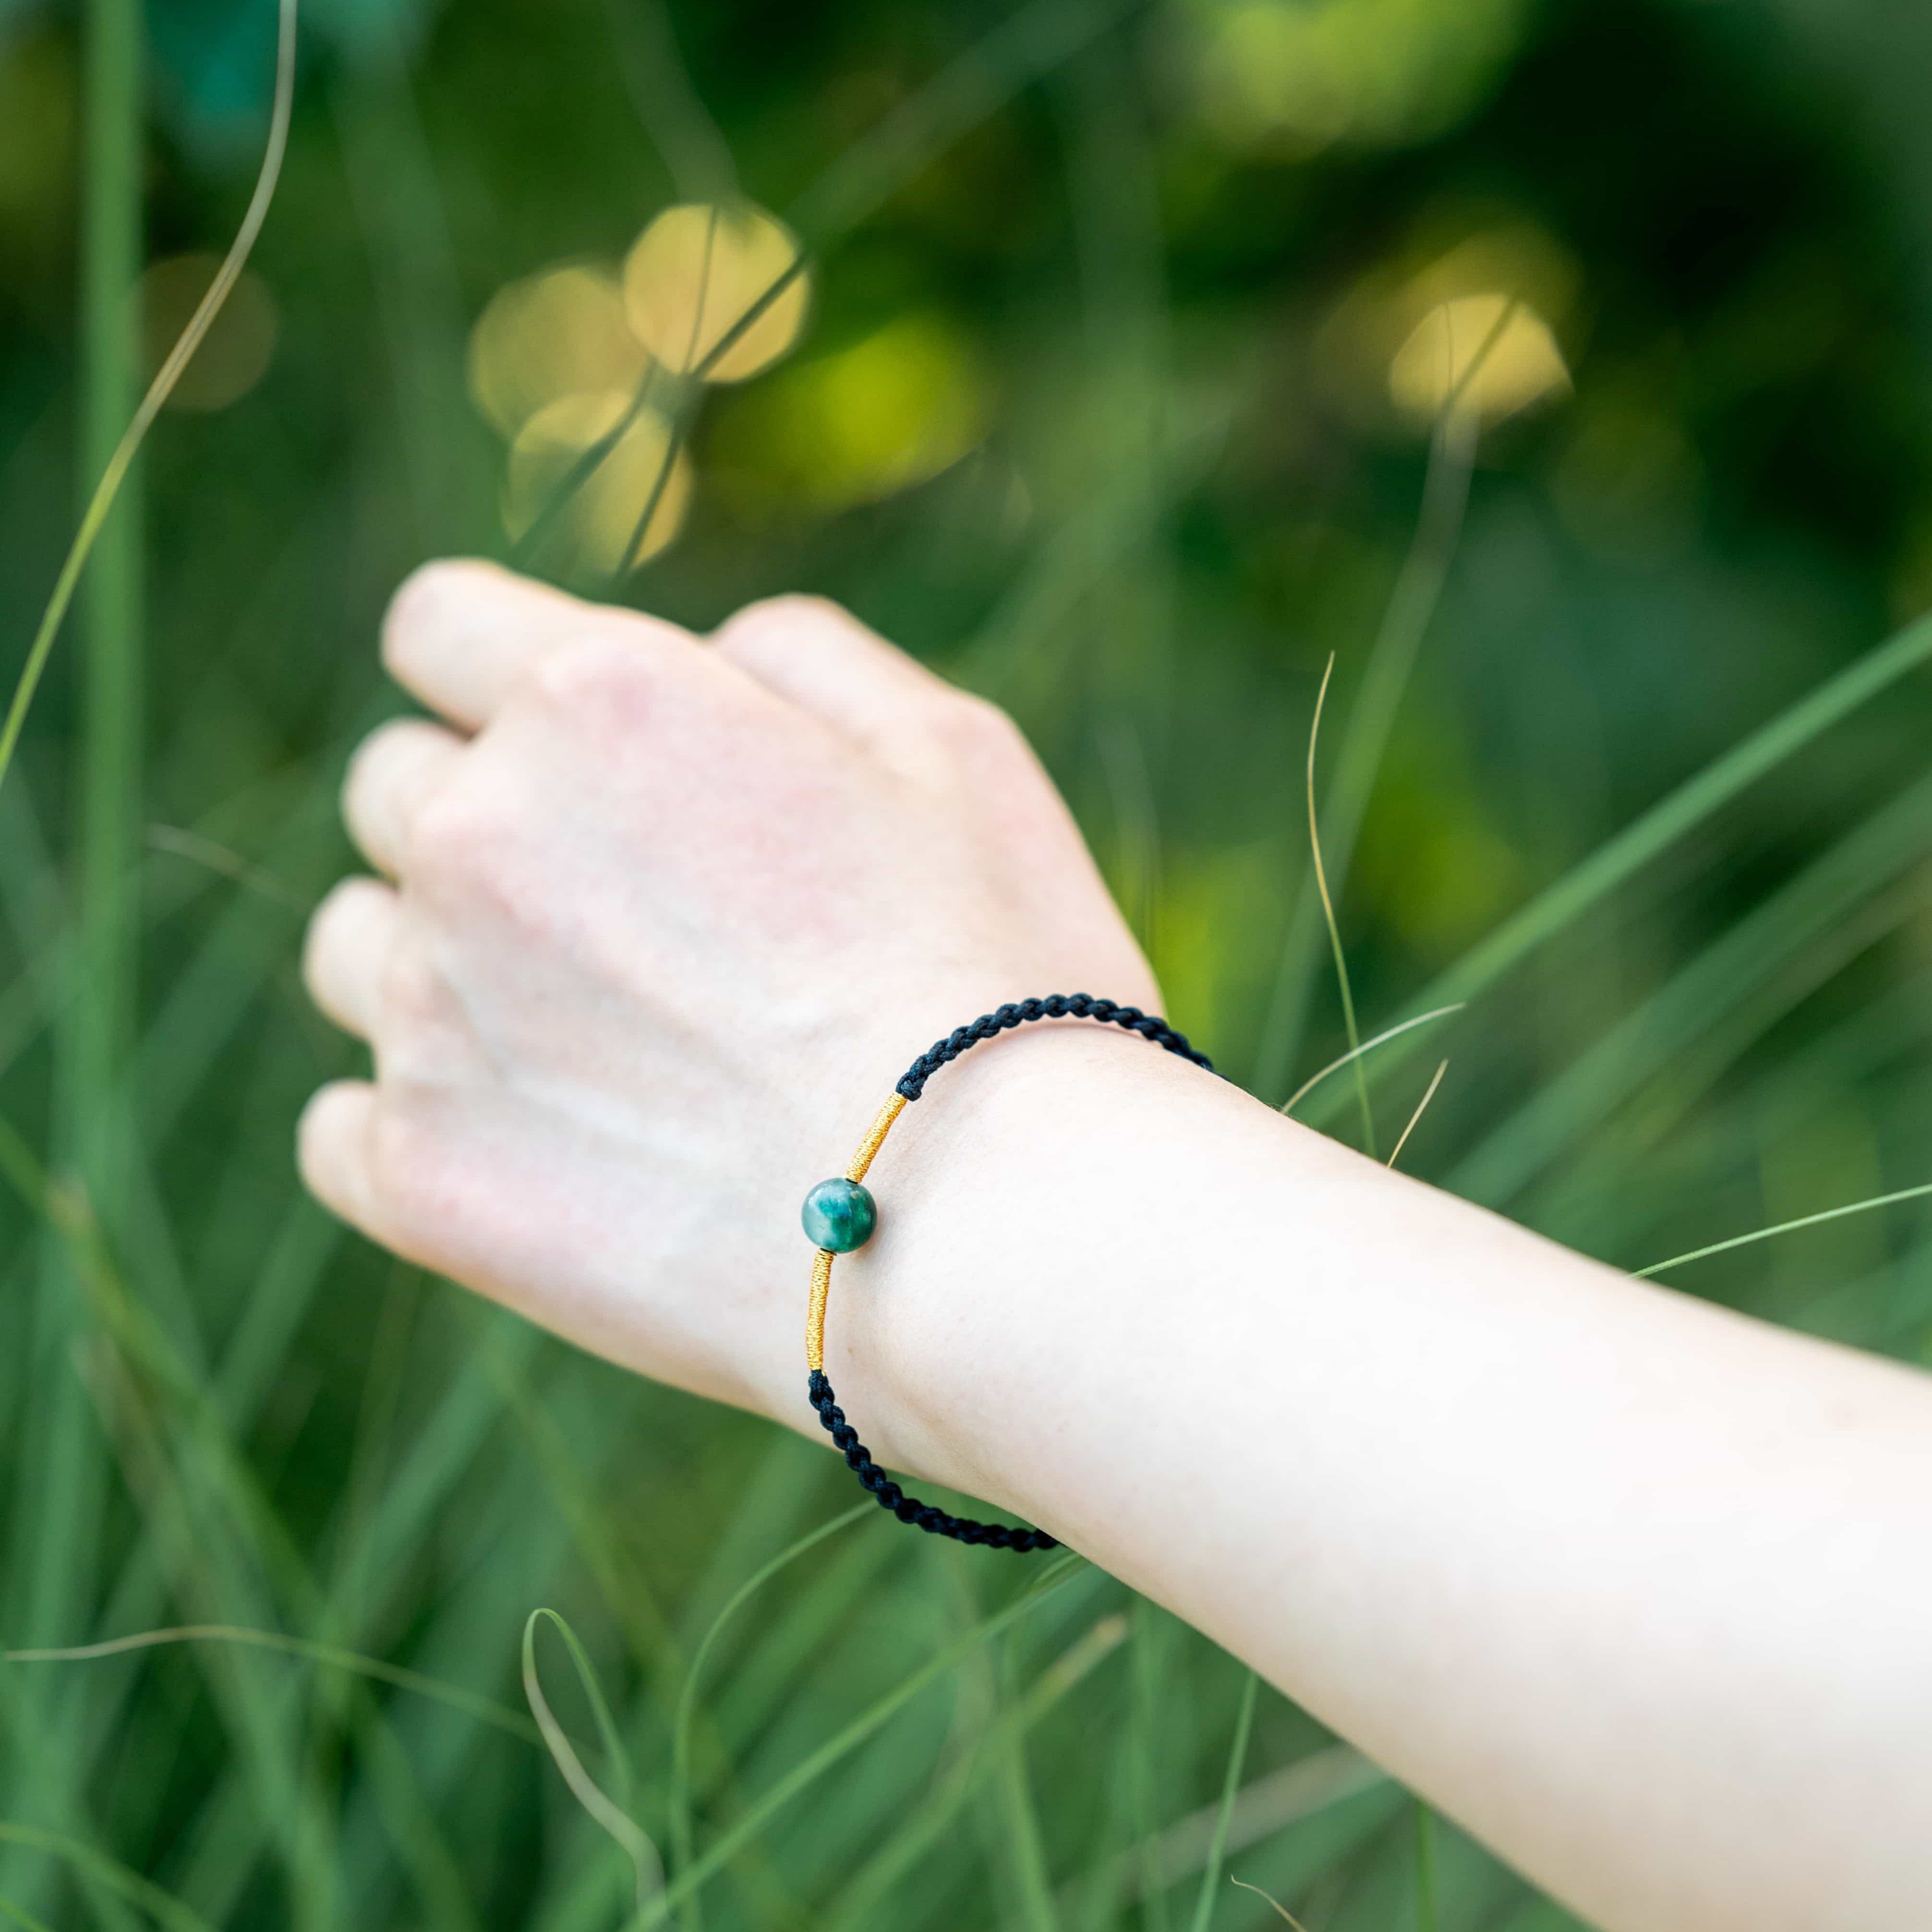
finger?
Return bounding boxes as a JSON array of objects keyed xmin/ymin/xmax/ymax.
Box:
[
  {"xmin": 296, "ymin": 1080, "xmax": 513, "ymax": 1302},
  {"xmin": 303, "ymin": 875, "xmax": 401, "ymax": 1041},
  {"xmin": 710, "ymin": 594, "xmax": 953, "ymax": 772},
  {"xmin": 382, "ymin": 557, "xmax": 697, "ymax": 730},
  {"xmin": 297, "ymin": 1078, "xmax": 385, "ymax": 1238},
  {"xmin": 343, "ymin": 716, "xmax": 465, "ymax": 877}
]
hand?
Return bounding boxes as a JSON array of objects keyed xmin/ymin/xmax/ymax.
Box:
[{"xmin": 299, "ymin": 561, "xmax": 1158, "ymax": 1434}]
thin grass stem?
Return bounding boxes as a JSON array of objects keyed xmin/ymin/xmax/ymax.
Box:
[
  {"xmin": 668, "ymin": 1502, "xmax": 870, "ymax": 1932},
  {"xmin": 3, "ymin": 1624, "xmax": 539, "ymax": 1743},
  {"xmin": 1229, "ymin": 1878, "xmax": 1309, "ymax": 1929},
  {"xmin": 1387, "ymin": 1061, "xmax": 1449, "ymax": 1171},
  {"xmin": 537, "ymin": 0, "xmax": 1143, "ymax": 584},
  {"xmin": 602, "ymin": 0, "xmax": 739, "ymax": 202},
  {"xmin": 640, "ymin": 1553, "xmax": 1086, "ymax": 1928},
  {"xmin": 512, "ymin": 251, "xmax": 803, "ymax": 576},
  {"xmin": 1188, "ymin": 1670, "xmax": 1258, "ymax": 1932},
  {"xmin": 1447, "ymin": 770, "xmax": 1932, "ymax": 1205},
  {"xmin": 788, "ymin": 0, "xmax": 1151, "ymax": 243},
  {"xmin": 523, "ymin": 1611, "xmax": 664, "ymax": 1921},
  {"xmin": 612, "ymin": 411, "xmax": 693, "ymax": 592},
  {"xmin": 1301, "ymin": 605, "xmax": 1932, "ymax": 1125},
  {"xmin": 1306, "ymin": 653, "xmax": 1374, "ymax": 1152},
  {"xmin": 0, "ymin": 0, "xmax": 298, "ymax": 799},
  {"xmin": 1633, "ymin": 1180, "xmax": 1932, "ymax": 1280},
  {"xmin": 0, "ymin": 1893, "xmax": 57, "ymax": 1932},
  {"xmin": 1253, "ymin": 307, "xmax": 1508, "ymax": 1100},
  {"xmin": 0, "ymin": 1824, "xmax": 213, "ymax": 1932},
  {"xmin": 824, "ymin": 1614, "xmax": 1126, "ymax": 1932},
  {"xmin": 1278, "ymin": 1006, "xmax": 1463, "ymax": 1117},
  {"xmin": 1413, "ymin": 1801, "xmax": 1438, "ymax": 1932}
]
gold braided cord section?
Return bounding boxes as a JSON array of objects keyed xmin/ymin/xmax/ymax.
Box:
[
  {"xmin": 845, "ymin": 1092, "xmax": 907, "ymax": 1183},
  {"xmin": 806, "ymin": 1092, "xmax": 909, "ymax": 1375},
  {"xmin": 805, "ymin": 1247, "xmax": 834, "ymax": 1374}
]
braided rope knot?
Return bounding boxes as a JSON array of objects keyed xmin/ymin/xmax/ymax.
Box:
[
  {"xmin": 807, "ymin": 1369, "xmax": 1056, "ymax": 1553},
  {"xmin": 894, "ymin": 992, "xmax": 1213, "ymax": 1101}
]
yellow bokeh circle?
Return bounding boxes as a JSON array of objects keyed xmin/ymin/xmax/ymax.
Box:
[
  {"xmin": 1387, "ymin": 293, "xmax": 1570, "ymax": 428},
  {"xmin": 622, "ymin": 203, "xmax": 810, "ymax": 383},
  {"xmin": 468, "ymin": 265, "xmax": 647, "ymax": 441},
  {"xmin": 502, "ymin": 390, "xmax": 693, "ymax": 577}
]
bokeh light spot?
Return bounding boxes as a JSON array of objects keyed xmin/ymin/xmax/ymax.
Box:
[
  {"xmin": 1388, "ymin": 293, "xmax": 1570, "ymax": 428},
  {"xmin": 502, "ymin": 390, "xmax": 693, "ymax": 577},
  {"xmin": 722, "ymin": 314, "xmax": 990, "ymax": 511},
  {"xmin": 1193, "ymin": 0, "xmax": 1534, "ymax": 154},
  {"xmin": 1316, "ymin": 224, "xmax": 1580, "ymax": 438},
  {"xmin": 623, "ymin": 202, "xmax": 810, "ymax": 383},
  {"xmin": 468, "ymin": 264, "xmax": 647, "ymax": 441},
  {"xmin": 140, "ymin": 253, "xmax": 278, "ymax": 412}
]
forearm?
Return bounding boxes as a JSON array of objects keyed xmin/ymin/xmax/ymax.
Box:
[
  {"xmin": 838, "ymin": 1026, "xmax": 1932, "ymax": 1932},
  {"xmin": 304, "ymin": 569, "xmax": 1932, "ymax": 1932}
]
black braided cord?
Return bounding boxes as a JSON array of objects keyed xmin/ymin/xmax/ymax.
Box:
[
  {"xmin": 894, "ymin": 991, "xmax": 1213, "ymax": 1101},
  {"xmin": 810, "ymin": 993, "xmax": 1215, "ymax": 1551}
]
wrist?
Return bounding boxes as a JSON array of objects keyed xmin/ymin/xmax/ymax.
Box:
[{"xmin": 810, "ymin": 1019, "xmax": 1228, "ymax": 1526}]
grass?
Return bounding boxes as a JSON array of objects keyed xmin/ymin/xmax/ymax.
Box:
[{"xmin": 2, "ymin": 0, "xmax": 1931, "ymax": 1930}]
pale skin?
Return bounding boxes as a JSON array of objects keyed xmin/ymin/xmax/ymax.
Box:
[{"xmin": 301, "ymin": 559, "xmax": 1932, "ymax": 1932}]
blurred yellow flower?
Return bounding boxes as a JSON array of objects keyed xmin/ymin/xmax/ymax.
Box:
[
  {"xmin": 467, "ymin": 265, "xmax": 647, "ymax": 441},
  {"xmin": 623, "ymin": 202, "xmax": 810, "ymax": 382},
  {"xmin": 501, "ymin": 390, "xmax": 693, "ymax": 577},
  {"xmin": 1388, "ymin": 293, "xmax": 1570, "ymax": 428}
]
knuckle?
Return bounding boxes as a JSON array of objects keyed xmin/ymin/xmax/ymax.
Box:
[
  {"xmin": 402, "ymin": 777, "xmax": 495, "ymax": 884},
  {"xmin": 930, "ymin": 688, "xmax": 1023, "ymax": 758},
  {"xmin": 375, "ymin": 934, "xmax": 447, "ymax": 1034},
  {"xmin": 714, "ymin": 592, "xmax": 857, "ymax": 656},
  {"xmin": 401, "ymin": 765, "xmax": 545, "ymax": 930},
  {"xmin": 525, "ymin": 630, "xmax": 658, "ymax": 721},
  {"xmin": 746, "ymin": 591, "xmax": 855, "ymax": 631},
  {"xmin": 365, "ymin": 1090, "xmax": 455, "ymax": 1238}
]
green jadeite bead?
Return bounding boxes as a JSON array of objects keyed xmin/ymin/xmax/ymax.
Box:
[{"xmin": 802, "ymin": 1177, "xmax": 877, "ymax": 1253}]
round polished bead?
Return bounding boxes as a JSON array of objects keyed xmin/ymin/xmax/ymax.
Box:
[{"xmin": 801, "ymin": 1177, "xmax": 877, "ymax": 1253}]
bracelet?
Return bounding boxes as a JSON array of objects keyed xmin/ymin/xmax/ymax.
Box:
[{"xmin": 801, "ymin": 994, "xmax": 1215, "ymax": 1552}]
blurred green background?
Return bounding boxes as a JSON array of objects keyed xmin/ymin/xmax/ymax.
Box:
[{"xmin": 3, "ymin": 0, "xmax": 1932, "ymax": 1926}]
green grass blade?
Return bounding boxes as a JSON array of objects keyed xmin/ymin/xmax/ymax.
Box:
[
  {"xmin": 1633, "ymin": 1180, "xmax": 1932, "ymax": 1280},
  {"xmin": 1305, "ymin": 607, "xmax": 1932, "ymax": 1124},
  {"xmin": 4, "ymin": 1625, "xmax": 539, "ymax": 1744},
  {"xmin": 669, "ymin": 1502, "xmax": 870, "ymax": 1927},
  {"xmin": 1254, "ymin": 390, "xmax": 1482, "ymax": 1103},
  {"xmin": 0, "ymin": 1824, "xmax": 214, "ymax": 1932},
  {"xmin": 824, "ymin": 1612, "xmax": 1127, "ymax": 1932},
  {"xmin": 644, "ymin": 1554, "xmax": 1087, "ymax": 1927},
  {"xmin": 790, "ymin": 0, "xmax": 1150, "ymax": 243},
  {"xmin": 0, "ymin": 0, "xmax": 298, "ymax": 799},
  {"xmin": 1188, "ymin": 1669, "xmax": 1258, "ymax": 1932},
  {"xmin": 1449, "ymin": 766, "xmax": 1932, "ymax": 1206},
  {"xmin": 1413, "ymin": 1801, "xmax": 1438, "ymax": 1932},
  {"xmin": 1279, "ymin": 1006, "xmax": 1464, "ymax": 1118},
  {"xmin": 524, "ymin": 1610, "xmax": 664, "ymax": 1920}
]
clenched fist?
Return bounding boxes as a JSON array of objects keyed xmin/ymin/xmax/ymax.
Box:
[{"xmin": 300, "ymin": 561, "xmax": 1157, "ymax": 1434}]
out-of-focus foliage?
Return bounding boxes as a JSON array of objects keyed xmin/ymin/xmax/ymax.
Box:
[{"xmin": 3, "ymin": 0, "xmax": 1932, "ymax": 1928}]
